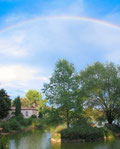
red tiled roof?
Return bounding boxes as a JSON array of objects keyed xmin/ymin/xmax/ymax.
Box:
[{"xmin": 11, "ymin": 107, "xmax": 37, "ymax": 111}]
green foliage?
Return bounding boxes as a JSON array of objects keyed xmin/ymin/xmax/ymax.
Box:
[
  {"xmin": 0, "ymin": 118, "xmax": 22, "ymax": 132},
  {"xmin": 80, "ymin": 62, "xmax": 120, "ymax": 124},
  {"xmin": 26, "ymin": 90, "xmax": 42, "ymax": 108},
  {"xmin": 14, "ymin": 96, "xmax": 22, "ymax": 117},
  {"xmin": 0, "ymin": 89, "xmax": 11, "ymax": 119},
  {"xmin": 38, "ymin": 111, "xmax": 43, "ymax": 118},
  {"xmin": 60, "ymin": 119, "xmax": 104, "ymax": 142},
  {"xmin": 21, "ymin": 118, "xmax": 33, "ymax": 126},
  {"xmin": 84, "ymin": 107, "xmax": 106, "ymax": 125},
  {"xmin": 0, "ymin": 121, "xmax": 11, "ymax": 132},
  {"xmin": 61, "ymin": 126, "xmax": 104, "ymax": 142},
  {"xmin": 0, "ymin": 116, "xmax": 38, "ymax": 132},
  {"xmin": 8, "ymin": 119, "xmax": 22, "ymax": 130},
  {"xmin": 31, "ymin": 114, "xmax": 37, "ymax": 119},
  {"xmin": 0, "ymin": 136, "xmax": 9, "ymax": 149},
  {"xmin": 43, "ymin": 59, "xmax": 82, "ymax": 128},
  {"xmin": 20, "ymin": 97, "xmax": 30, "ymax": 107},
  {"xmin": 44, "ymin": 108, "xmax": 63, "ymax": 125}
]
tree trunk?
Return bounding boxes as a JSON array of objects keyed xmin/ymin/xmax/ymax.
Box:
[
  {"xmin": 66, "ymin": 109, "xmax": 69, "ymax": 128},
  {"xmin": 106, "ymin": 111, "xmax": 113, "ymax": 125},
  {"xmin": 107, "ymin": 117, "xmax": 113, "ymax": 125}
]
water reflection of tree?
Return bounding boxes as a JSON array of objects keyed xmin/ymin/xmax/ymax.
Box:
[{"xmin": 8, "ymin": 129, "xmax": 51, "ymax": 149}]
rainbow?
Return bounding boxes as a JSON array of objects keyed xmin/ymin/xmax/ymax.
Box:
[{"xmin": 1, "ymin": 16, "xmax": 120, "ymax": 33}]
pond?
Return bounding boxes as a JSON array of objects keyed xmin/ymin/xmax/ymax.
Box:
[{"xmin": 6, "ymin": 129, "xmax": 120, "ymax": 149}]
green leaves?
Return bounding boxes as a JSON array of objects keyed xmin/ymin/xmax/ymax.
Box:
[
  {"xmin": 43, "ymin": 59, "xmax": 82, "ymax": 128},
  {"xmin": 43, "ymin": 59, "xmax": 77, "ymax": 108},
  {"xmin": 25, "ymin": 90, "xmax": 42, "ymax": 108},
  {"xmin": 0, "ymin": 89, "xmax": 11, "ymax": 119},
  {"xmin": 15, "ymin": 96, "xmax": 22, "ymax": 117},
  {"xmin": 80, "ymin": 62, "xmax": 120, "ymax": 124}
]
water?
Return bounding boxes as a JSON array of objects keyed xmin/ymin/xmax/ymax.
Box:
[{"xmin": 6, "ymin": 129, "xmax": 120, "ymax": 149}]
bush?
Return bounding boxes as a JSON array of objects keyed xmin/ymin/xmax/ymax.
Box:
[
  {"xmin": 8, "ymin": 119, "xmax": 21, "ymax": 130},
  {"xmin": 61, "ymin": 127, "xmax": 104, "ymax": 141},
  {"xmin": 38, "ymin": 112, "xmax": 43, "ymax": 118},
  {"xmin": 15, "ymin": 114, "xmax": 24, "ymax": 123},
  {"xmin": 60, "ymin": 119, "xmax": 104, "ymax": 142},
  {"xmin": 21, "ymin": 118, "xmax": 33, "ymax": 126},
  {"xmin": 0, "ymin": 115, "xmax": 39, "ymax": 132},
  {"xmin": 31, "ymin": 114, "xmax": 37, "ymax": 119},
  {"xmin": 60, "ymin": 126, "xmax": 104, "ymax": 141},
  {"xmin": 0, "ymin": 122, "xmax": 11, "ymax": 132}
]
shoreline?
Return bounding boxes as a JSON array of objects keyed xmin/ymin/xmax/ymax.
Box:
[{"xmin": 0, "ymin": 126, "xmax": 38, "ymax": 136}]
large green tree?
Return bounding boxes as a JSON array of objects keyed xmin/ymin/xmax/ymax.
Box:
[
  {"xmin": 0, "ymin": 89, "xmax": 11, "ymax": 119},
  {"xmin": 43, "ymin": 59, "xmax": 80, "ymax": 128},
  {"xmin": 25, "ymin": 90, "xmax": 42, "ymax": 108},
  {"xmin": 80, "ymin": 62, "xmax": 120, "ymax": 124}
]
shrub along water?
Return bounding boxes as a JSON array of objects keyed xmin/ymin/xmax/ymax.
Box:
[
  {"xmin": 0, "ymin": 115, "xmax": 39, "ymax": 133},
  {"xmin": 60, "ymin": 126, "xmax": 104, "ymax": 142},
  {"xmin": 60, "ymin": 118, "xmax": 115, "ymax": 142}
]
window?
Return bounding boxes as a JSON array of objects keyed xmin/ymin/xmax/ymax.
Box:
[{"xmin": 26, "ymin": 111, "xmax": 28, "ymax": 117}]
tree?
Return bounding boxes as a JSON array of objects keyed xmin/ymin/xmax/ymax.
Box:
[
  {"xmin": 20, "ymin": 97, "xmax": 30, "ymax": 107},
  {"xmin": 80, "ymin": 62, "xmax": 120, "ymax": 124},
  {"xmin": 25, "ymin": 90, "xmax": 42, "ymax": 108},
  {"xmin": 43, "ymin": 59, "xmax": 80, "ymax": 128},
  {"xmin": 15, "ymin": 96, "xmax": 22, "ymax": 116},
  {"xmin": 0, "ymin": 89, "xmax": 11, "ymax": 119},
  {"xmin": 38, "ymin": 98, "xmax": 48, "ymax": 118}
]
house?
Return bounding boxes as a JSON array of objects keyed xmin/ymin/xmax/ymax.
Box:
[{"xmin": 10, "ymin": 107, "xmax": 38, "ymax": 118}]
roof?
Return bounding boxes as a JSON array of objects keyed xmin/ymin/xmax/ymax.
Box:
[{"xmin": 11, "ymin": 107, "xmax": 38, "ymax": 111}]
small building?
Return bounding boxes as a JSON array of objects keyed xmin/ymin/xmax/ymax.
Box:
[{"xmin": 10, "ymin": 107, "xmax": 38, "ymax": 118}]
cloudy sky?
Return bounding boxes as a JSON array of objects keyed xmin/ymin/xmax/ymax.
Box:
[{"xmin": 0, "ymin": 0, "xmax": 120, "ymax": 98}]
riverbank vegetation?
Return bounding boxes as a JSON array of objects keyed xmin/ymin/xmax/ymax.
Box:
[
  {"xmin": 1, "ymin": 59, "xmax": 120, "ymax": 142},
  {"xmin": 0, "ymin": 115, "xmax": 39, "ymax": 133}
]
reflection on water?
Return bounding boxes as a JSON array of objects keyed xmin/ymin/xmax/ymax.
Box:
[
  {"xmin": 8, "ymin": 129, "xmax": 51, "ymax": 149},
  {"xmin": 7, "ymin": 129, "xmax": 120, "ymax": 149}
]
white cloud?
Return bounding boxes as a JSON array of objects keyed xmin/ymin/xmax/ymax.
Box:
[
  {"xmin": 0, "ymin": 65, "xmax": 37, "ymax": 82},
  {"xmin": 0, "ymin": 31, "xmax": 30, "ymax": 57},
  {"xmin": 0, "ymin": 64, "xmax": 49, "ymax": 98}
]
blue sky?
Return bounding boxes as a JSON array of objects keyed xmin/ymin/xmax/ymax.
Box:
[{"xmin": 0, "ymin": 0, "xmax": 120, "ymax": 99}]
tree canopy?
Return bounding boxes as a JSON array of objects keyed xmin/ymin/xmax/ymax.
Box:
[
  {"xmin": 25, "ymin": 89, "xmax": 42, "ymax": 108},
  {"xmin": 0, "ymin": 89, "xmax": 11, "ymax": 119},
  {"xmin": 80, "ymin": 62, "xmax": 120, "ymax": 124},
  {"xmin": 43, "ymin": 59, "xmax": 81, "ymax": 128}
]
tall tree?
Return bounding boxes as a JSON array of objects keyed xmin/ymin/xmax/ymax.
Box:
[
  {"xmin": 25, "ymin": 90, "xmax": 42, "ymax": 108},
  {"xmin": 80, "ymin": 62, "xmax": 120, "ymax": 124},
  {"xmin": 15, "ymin": 96, "xmax": 21, "ymax": 116},
  {"xmin": 0, "ymin": 89, "xmax": 11, "ymax": 119},
  {"xmin": 43, "ymin": 59, "xmax": 79, "ymax": 128}
]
